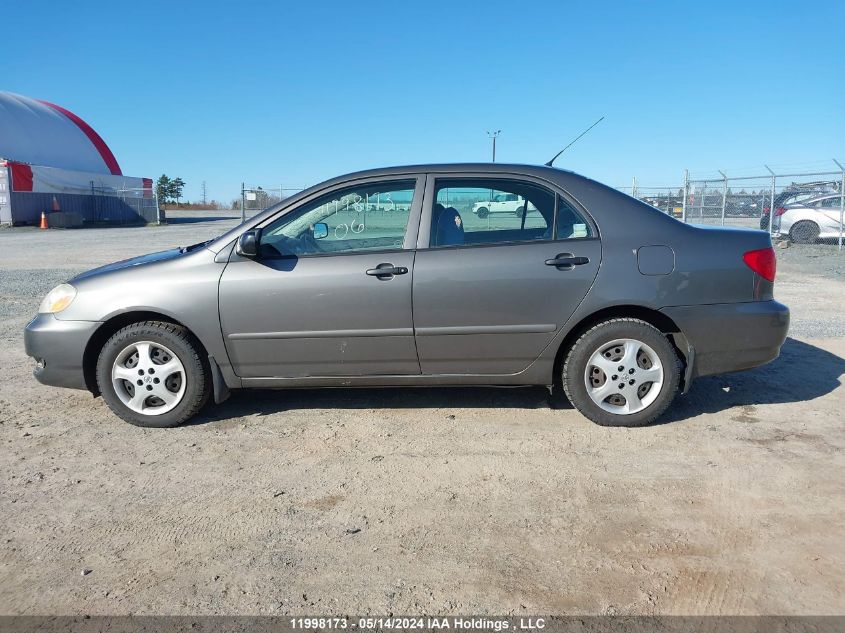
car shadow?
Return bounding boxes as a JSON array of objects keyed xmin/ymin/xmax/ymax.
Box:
[
  {"xmin": 190, "ymin": 337, "xmax": 843, "ymax": 427},
  {"xmin": 191, "ymin": 385, "xmax": 563, "ymax": 425},
  {"xmin": 659, "ymin": 337, "xmax": 844, "ymax": 424}
]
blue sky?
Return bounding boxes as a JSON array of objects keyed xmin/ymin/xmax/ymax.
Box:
[{"xmin": 5, "ymin": 0, "xmax": 844, "ymax": 203}]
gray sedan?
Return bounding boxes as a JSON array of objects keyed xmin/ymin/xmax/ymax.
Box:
[{"xmin": 25, "ymin": 164, "xmax": 789, "ymax": 428}]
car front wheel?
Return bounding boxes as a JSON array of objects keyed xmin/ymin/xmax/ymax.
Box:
[
  {"xmin": 96, "ymin": 321, "xmax": 210, "ymax": 427},
  {"xmin": 562, "ymin": 318, "xmax": 681, "ymax": 427}
]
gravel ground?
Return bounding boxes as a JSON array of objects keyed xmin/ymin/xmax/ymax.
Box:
[
  {"xmin": 0, "ymin": 212, "xmax": 843, "ymax": 615},
  {"xmin": 775, "ymin": 241, "xmax": 845, "ymax": 282}
]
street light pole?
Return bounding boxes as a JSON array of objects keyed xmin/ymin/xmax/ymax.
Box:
[{"xmin": 487, "ymin": 130, "xmax": 501, "ymax": 162}]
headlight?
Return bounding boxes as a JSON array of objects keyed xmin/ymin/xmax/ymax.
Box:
[{"xmin": 39, "ymin": 284, "xmax": 77, "ymax": 314}]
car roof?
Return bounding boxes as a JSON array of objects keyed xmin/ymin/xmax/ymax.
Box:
[
  {"xmin": 274, "ymin": 163, "xmax": 597, "ymax": 210},
  {"xmin": 790, "ymin": 192, "xmax": 841, "ymax": 204},
  {"xmin": 317, "ymin": 162, "xmax": 576, "ymax": 183}
]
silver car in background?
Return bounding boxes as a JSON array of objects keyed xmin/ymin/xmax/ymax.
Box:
[{"xmin": 777, "ymin": 193, "xmax": 845, "ymax": 243}]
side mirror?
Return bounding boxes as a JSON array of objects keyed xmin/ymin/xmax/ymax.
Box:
[
  {"xmin": 313, "ymin": 223, "xmax": 328, "ymax": 239},
  {"xmin": 236, "ymin": 229, "xmax": 262, "ymax": 258}
]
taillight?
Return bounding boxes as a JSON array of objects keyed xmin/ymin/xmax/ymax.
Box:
[
  {"xmin": 775, "ymin": 206, "xmax": 787, "ymax": 216},
  {"xmin": 743, "ymin": 247, "xmax": 776, "ymax": 282}
]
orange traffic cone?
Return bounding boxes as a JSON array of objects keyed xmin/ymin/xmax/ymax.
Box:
[
  {"xmin": 39, "ymin": 211, "xmax": 49, "ymax": 229},
  {"xmin": 52, "ymin": 196, "xmax": 61, "ymax": 212}
]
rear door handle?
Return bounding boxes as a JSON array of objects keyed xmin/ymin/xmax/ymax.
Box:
[
  {"xmin": 366, "ymin": 264, "xmax": 408, "ymax": 278},
  {"xmin": 545, "ymin": 253, "xmax": 590, "ymax": 270}
]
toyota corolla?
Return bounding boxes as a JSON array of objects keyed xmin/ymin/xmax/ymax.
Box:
[{"xmin": 25, "ymin": 164, "xmax": 789, "ymax": 428}]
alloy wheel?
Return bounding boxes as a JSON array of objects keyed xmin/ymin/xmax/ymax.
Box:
[
  {"xmin": 583, "ymin": 338, "xmax": 664, "ymax": 415},
  {"xmin": 111, "ymin": 341, "xmax": 186, "ymax": 415}
]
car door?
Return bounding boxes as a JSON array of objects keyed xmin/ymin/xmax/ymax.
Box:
[
  {"xmin": 819, "ymin": 196, "xmax": 844, "ymax": 228},
  {"xmin": 219, "ymin": 176, "xmax": 424, "ymax": 378},
  {"xmin": 412, "ymin": 174, "xmax": 601, "ymax": 375}
]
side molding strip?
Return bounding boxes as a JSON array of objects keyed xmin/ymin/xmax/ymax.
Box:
[
  {"xmin": 228, "ymin": 328, "xmax": 414, "ymax": 340},
  {"xmin": 415, "ymin": 324, "xmax": 557, "ymax": 336}
]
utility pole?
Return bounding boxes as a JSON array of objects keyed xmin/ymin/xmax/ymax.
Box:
[
  {"xmin": 201, "ymin": 181, "xmax": 207, "ymax": 207},
  {"xmin": 487, "ymin": 130, "xmax": 501, "ymax": 162}
]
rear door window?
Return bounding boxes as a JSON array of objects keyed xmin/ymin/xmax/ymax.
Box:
[
  {"xmin": 430, "ymin": 179, "xmax": 555, "ymax": 247},
  {"xmin": 556, "ymin": 197, "xmax": 591, "ymax": 239}
]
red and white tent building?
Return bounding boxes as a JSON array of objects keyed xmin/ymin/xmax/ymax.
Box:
[{"xmin": 0, "ymin": 92, "xmax": 154, "ymax": 224}]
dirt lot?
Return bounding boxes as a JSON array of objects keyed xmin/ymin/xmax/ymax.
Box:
[{"xmin": 1, "ymin": 212, "xmax": 843, "ymax": 615}]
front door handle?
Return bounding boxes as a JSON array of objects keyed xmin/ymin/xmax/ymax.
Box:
[
  {"xmin": 366, "ymin": 263, "xmax": 408, "ymax": 278},
  {"xmin": 545, "ymin": 253, "xmax": 590, "ymax": 270}
]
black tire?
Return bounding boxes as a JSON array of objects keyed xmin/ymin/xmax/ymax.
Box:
[
  {"xmin": 562, "ymin": 318, "xmax": 681, "ymax": 427},
  {"xmin": 759, "ymin": 214, "xmax": 770, "ymax": 230},
  {"xmin": 96, "ymin": 321, "xmax": 210, "ymax": 428},
  {"xmin": 789, "ymin": 220, "xmax": 820, "ymax": 244},
  {"xmin": 514, "ymin": 206, "xmax": 526, "ymax": 218},
  {"xmin": 476, "ymin": 207, "xmax": 489, "ymax": 219}
]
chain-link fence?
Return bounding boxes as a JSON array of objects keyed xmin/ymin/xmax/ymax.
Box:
[
  {"xmin": 237, "ymin": 184, "xmax": 304, "ymax": 221},
  {"xmin": 621, "ymin": 165, "xmax": 845, "ymax": 250},
  {"xmin": 616, "ymin": 185, "xmax": 684, "ymax": 218},
  {"xmin": 91, "ymin": 186, "xmax": 161, "ymax": 225}
]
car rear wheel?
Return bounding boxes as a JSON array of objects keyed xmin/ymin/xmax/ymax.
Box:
[
  {"xmin": 514, "ymin": 205, "xmax": 526, "ymax": 218},
  {"xmin": 562, "ymin": 318, "xmax": 681, "ymax": 427},
  {"xmin": 96, "ymin": 321, "xmax": 210, "ymax": 428},
  {"xmin": 476, "ymin": 207, "xmax": 489, "ymax": 219},
  {"xmin": 789, "ymin": 220, "xmax": 820, "ymax": 244}
]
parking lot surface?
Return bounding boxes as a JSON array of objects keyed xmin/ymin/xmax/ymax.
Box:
[{"xmin": 1, "ymin": 211, "xmax": 843, "ymax": 615}]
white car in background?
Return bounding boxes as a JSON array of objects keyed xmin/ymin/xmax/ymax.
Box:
[
  {"xmin": 472, "ymin": 193, "xmax": 534, "ymax": 218},
  {"xmin": 778, "ymin": 194, "xmax": 844, "ymax": 243}
]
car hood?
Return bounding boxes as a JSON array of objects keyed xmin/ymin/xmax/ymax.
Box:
[{"xmin": 70, "ymin": 248, "xmax": 186, "ymax": 283}]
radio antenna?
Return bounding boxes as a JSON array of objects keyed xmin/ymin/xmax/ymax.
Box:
[{"xmin": 544, "ymin": 116, "xmax": 605, "ymax": 167}]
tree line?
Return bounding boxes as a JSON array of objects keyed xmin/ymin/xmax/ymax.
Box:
[{"xmin": 155, "ymin": 175, "xmax": 186, "ymax": 206}]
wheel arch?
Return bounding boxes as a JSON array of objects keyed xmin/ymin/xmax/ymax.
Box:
[
  {"xmin": 552, "ymin": 305, "xmax": 687, "ymax": 386},
  {"xmin": 82, "ymin": 311, "xmax": 209, "ymax": 395}
]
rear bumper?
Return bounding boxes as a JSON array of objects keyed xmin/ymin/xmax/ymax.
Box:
[
  {"xmin": 24, "ymin": 314, "xmax": 101, "ymax": 391},
  {"xmin": 661, "ymin": 300, "xmax": 789, "ymax": 379}
]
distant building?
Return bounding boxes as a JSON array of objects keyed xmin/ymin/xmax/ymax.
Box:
[{"xmin": 0, "ymin": 92, "xmax": 156, "ymax": 225}]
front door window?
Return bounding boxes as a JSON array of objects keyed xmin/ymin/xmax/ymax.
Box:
[{"xmin": 260, "ymin": 180, "xmax": 417, "ymax": 257}]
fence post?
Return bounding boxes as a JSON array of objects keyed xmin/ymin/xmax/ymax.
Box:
[
  {"xmin": 719, "ymin": 170, "xmax": 727, "ymax": 226},
  {"xmin": 681, "ymin": 169, "xmax": 688, "ymax": 223},
  {"xmin": 837, "ymin": 165, "xmax": 845, "ymax": 252},
  {"xmin": 241, "ymin": 182, "xmax": 246, "ymax": 223},
  {"xmin": 832, "ymin": 159, "xmax": 845, "ymax": 252},
  {"xmin": 699, "ymin": 181, "xmax": 707, "ymax": 221},
  {"xmin": 155, "ymin": 190, "xmax": 161, "ymax": 225},
  {"xmin": 632, "ymin": 176, "xmax": 637, "ymax": 199},
  {"xmin": 764, "ymin": 165, "xmax": 775, "ymax": 235}
]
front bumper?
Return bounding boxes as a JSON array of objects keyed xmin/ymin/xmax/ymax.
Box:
[
  {"xmin": 661, "ymin": 300, "xmax": 789, "ymax": 379},
  {"xmin": 24, "ymin": 314, "xmax": 102, "ymax": 390}
]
